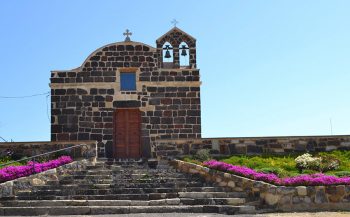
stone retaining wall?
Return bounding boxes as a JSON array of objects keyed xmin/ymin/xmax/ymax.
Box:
[
  {"xmin": 0, "ymin": 141, "xmax": 97, "ymax": 159},
  {"xmin": 0, "ymin": 159, "xmax": 92, "ymax": 198},
  {"xmin": 172, "ymin": 160, "xmax": 350, "ymax": 212},
  {"xmin": 156, "ymin": 135, "xmax": 350, "ymax": 158}
]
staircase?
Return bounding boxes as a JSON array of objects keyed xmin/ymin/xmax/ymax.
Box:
[{"xmin": 0, "ymin": 160, "xmax": 256, "ymax": 215}]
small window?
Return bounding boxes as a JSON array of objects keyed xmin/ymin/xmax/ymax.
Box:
[{"xmin": 120, "ymin": 72, "xmax": 136, "ymax": 91}]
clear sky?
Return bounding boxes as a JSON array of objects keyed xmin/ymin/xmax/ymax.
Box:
[{"xmin": 0, "ymin": 0, "xmax": 349, "ymax": 142}]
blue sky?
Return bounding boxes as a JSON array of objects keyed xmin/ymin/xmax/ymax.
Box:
[{"xmin": 0, "ymin": 0, "xmax": 349, "ymax": 142}]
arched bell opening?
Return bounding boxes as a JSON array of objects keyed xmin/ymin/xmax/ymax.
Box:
[
  {"xmin": 162, "ymin": 42, "xmax": 174, "ymax": 68},
  {"xmin": 179, "ymin": 42, "xmax": 190, "ymax": 68}
]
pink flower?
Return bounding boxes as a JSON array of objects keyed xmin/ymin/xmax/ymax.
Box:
[
  {"xmin": 0, "ymin": 156, "xmax": 73, "ymax": 182},
  {"xmin": 203, "ymin": 160, "xmax": 350, "ymax": 186}
]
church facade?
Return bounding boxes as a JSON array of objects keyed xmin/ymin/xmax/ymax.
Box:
[{"xmin": 50, "ymin": 27, "xmax": 201, "ymax": 158}]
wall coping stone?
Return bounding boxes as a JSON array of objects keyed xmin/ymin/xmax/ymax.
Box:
[{"xmin": 157, "ymin": 135, "xmax": 350, "ymax": 142}]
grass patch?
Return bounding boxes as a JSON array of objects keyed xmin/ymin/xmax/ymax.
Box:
[{"xmin": 0, "ymin": 157, "xmax": 24, "ymax": 169}]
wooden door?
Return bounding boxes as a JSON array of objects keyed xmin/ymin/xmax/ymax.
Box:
[{"xmin": 113, "ymin": 109, "xmax": 141, "ymax": 158}]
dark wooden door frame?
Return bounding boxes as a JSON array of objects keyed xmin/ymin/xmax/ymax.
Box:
[{"xmin": 113, "ymin": 108, "xmax": 142, "ymax": 158}]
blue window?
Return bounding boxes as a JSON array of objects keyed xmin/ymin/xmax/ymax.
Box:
[{"xmin": 120, "ymin": 72, "xmax": 136, "ymax": 91}]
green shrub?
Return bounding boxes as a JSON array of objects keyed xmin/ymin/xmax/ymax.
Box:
[
  {"xmin": 194, "ymin": 149, "xmax": 211, "ymax": 162},
  {"xmin": 183, "ymin": 157, "xmax": 202, "ymax": 165},
  {"xmin": 0, "ymin": 156, "xmax": 24, "ymax": 169},
  {"xmin": 295, "ymin": 153, "xmax": 321, "ymax": 171},
  {"xmin": 301, "ymin": 169, "xmax": 318, "ymax": 175},
  {"xmin": 294, "ymin": 153, "xmax": 340, "ymax": 172},
  {"xmin": 333, "ymin": 171, "xmax": 350, "ymax": 177},
  {"xmin": 256, "ymin": 167, "xmax": 289, "ymax": 177},
  {"xmin": 319, "ymin": 155, "xmax": 340, "ymax": 172}
]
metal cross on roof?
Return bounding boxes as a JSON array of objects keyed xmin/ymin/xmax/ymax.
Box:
[
  {"xmin": 123, "ymin": 29, "xmax": 132, "ymax": 42},
  {"xmin": 171, "ymin": 19, "xmax": 179, "ymax": 27}
]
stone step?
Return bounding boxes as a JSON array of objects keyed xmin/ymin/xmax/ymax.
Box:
[
  {"xmin": 58, "ymin": 179, "xmax": 113, "ymax": 185},
  {"xmin": 60, "ymin": 176, "xmax": 192, "ymax": 182},
  {"xmin": 75, "ymin": 170, "xmax": 113, "ymax": 175},
  {"xmin": 0, "ymin": 198, "xmax": 246, "ymax": 207},
  {"xmin": 87, "ymin": 164, "xmax": 152, "ymax": 170},
  {"xmin": 44, "ymin": 181, "xmax": 206, "ymax": 188},
  {"xmin": 60, "ymin": 175, "xmax": 113, "ymax": 180},
  {"xmin": 34, "ymin": 184, "xmax": 113, "ymax": 190},
  {"xmin": 16, "ymin": 192, "xmax": 247, "ymax": 200},
  {"xmin": 112, "ymin": 177, "xmax": 198, "ymax": 183},
  {"xmin": 75, "ymin": 168, "xmax": 179, "ymax": 175},
  {"xmin": 178, "ymin": 192, "xmax": 247, "ymax": 199},
  {"xmin": 60, "ymin": 176, "xmax": 195, "ymax": 183},
  {"xmin": 58, "ymin": 178, "xmax": 203, "ymax": 185},
  {"xmin": 111, "ymin": 168, "xmax": 177, "ymax": 173},
  {"xmin": 33, "ymin": 186, "xmax": 230, "ymax": 193},
  {"xmin": 23, "ymin": 187, "xmax": 233, "ymax": 195},
  {"xmin": 0, "ymin": 205, "xmax": 256, "ymax": 215},
  {"xmin": 111, "ymin": 181, "xmax": 207, "ymax": 188}
]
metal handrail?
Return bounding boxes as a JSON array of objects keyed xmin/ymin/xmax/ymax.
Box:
[{"xmin": 0, "ymin": 143, "xmax": 89, "ymax": 169}]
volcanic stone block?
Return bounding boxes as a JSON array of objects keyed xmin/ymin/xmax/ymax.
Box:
[
  {"xmin": 114, "ymin": 101, "xmax": 141, "ymax": 108},
  {"xmin": 247, "ymin": 145, "xmax": 263, "ymax": 154}
]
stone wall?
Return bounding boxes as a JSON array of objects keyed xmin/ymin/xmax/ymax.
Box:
[
  {"xmin": 155, "ymin": 135, "xmax": 350, "ymax": 158},
  {"xmin": 0, "ymin": 159, "xmax": 91, "ymax": 198},
  {"xmin": 51, "ymin": 34, "xmax": 201, "ymax": 158},
  {"xmin": 0, "ymin": 141, "xmax": 97, "ymax": 160},
  {"xmin": 172, "ymin": 160, "xmax": 350, "ymax": 212}
]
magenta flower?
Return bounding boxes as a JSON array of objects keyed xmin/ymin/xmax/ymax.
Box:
[
  {"xmin": 203, "ymin": 160, "xmax": 350, "ymax": 186},
  {"xmin": 0, "ymin": 156, "xmax": 73, "ymax": 183}
]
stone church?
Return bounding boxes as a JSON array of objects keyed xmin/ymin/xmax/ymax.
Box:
[{"xmin": 50, "ymin": 27, "xmax": 201, "ymax": 159}]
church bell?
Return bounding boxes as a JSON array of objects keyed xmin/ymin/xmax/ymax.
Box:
[
  {"xmin": 164, "ymin": 45, "xmax": 172, "ymax": 58},
  {"xmin": 181, "ymin": 45, "xmax": 187, "ymax": 56}
]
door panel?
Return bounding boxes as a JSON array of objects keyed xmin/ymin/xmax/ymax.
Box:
[{"xmin": 113, "ymin": 109, "xmax": 141, "ymax": 158}]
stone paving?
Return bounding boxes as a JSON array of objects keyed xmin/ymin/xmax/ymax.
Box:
[{"xmin": 7, "ymin": 212, "xmax": 350, "ymax": 217}]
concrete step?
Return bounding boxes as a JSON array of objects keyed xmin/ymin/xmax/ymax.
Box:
[
  {"xmin": 0, "ymin": 198, "xmax": 246, "ymax": 207},
  {"xmin": 0, "ymin": 205, "xmax": 256, "ymax": 215}
]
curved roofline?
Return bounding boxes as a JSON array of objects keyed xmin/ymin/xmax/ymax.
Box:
[{"xmin": 52, "ymin": 41, "xmax": 156, "ymax": 72}]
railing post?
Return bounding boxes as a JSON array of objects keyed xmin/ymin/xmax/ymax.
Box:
[{"xmin": 32, "ymin": 157, "xmax": 35, "ymax": 174}]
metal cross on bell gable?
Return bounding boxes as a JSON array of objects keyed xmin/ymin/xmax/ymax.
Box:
[
  {"xmin": 171, "ymin": 19, "xmax": 179, "ymax": 27},
  {"xmin": 123, "ymin": 29, "xmax": 132, "ymax": 42}
]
